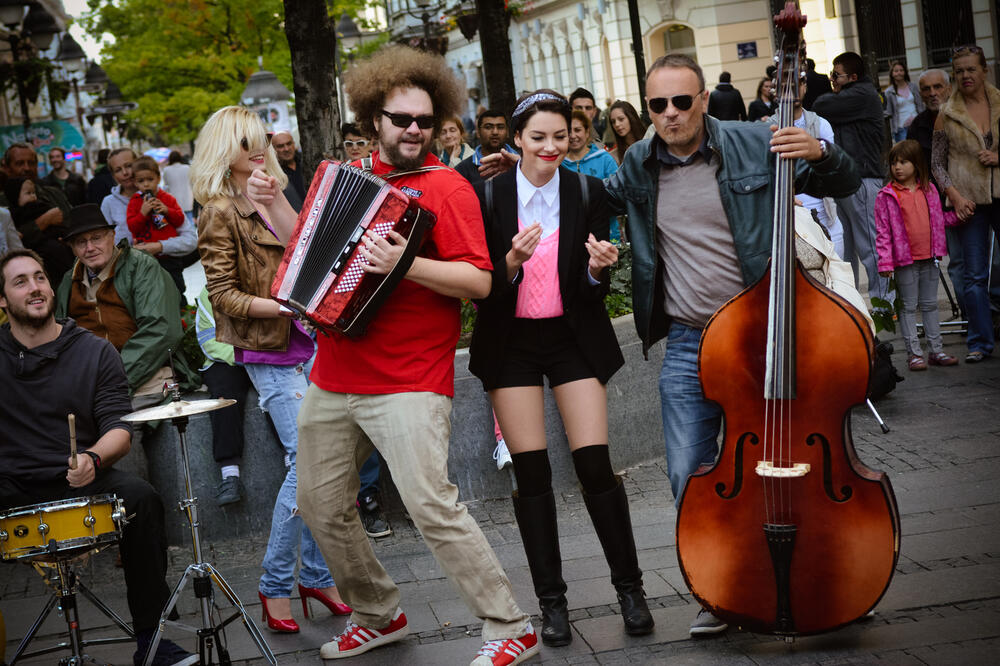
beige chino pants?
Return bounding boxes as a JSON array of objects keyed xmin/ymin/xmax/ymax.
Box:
[{"xmin": 296, "ymin": 385, "xmax": 529, "ymax": 641}]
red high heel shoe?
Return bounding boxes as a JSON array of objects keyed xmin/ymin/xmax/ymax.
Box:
[
  {"xmin": 299, "ymin": 584, "xmax": 352, "ymax": 618},
  {"xmin": 258, "ymin": 591, "xmax": 300, "ymax": 633}
]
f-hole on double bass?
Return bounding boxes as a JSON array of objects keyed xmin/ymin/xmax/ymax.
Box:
[{"xmin": 674, "ymin": 1, "xmax": 901, "ymax": 637}]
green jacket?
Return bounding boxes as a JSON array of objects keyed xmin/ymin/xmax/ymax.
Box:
[
  {"xmin": 605, "ymin": 115, "xmax": 861, "ymax": 355},
  {"xmin": 56, "ymin": 240, "xmax": 200, "ymax": 394}
]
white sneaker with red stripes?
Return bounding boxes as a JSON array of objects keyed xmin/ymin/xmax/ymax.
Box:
[
  {"xmin": 319, "ymin": 608, "xmax": 409, "ymax": 659},
  {"xmin": 469, "ymin": 622, "xmax": 539, "ymax": 666}
]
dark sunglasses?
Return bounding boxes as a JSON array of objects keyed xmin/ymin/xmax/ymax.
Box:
[
  {"xmin": 241, "ymin": 133, "xmax": 273, "ymax": 151},
  {"xmin": 343, "ymin": 139, "xmax": 369, "ymax": 148},
  {"xmin": 381, "ymin": 109, "xmax": 435, "ymax": 130},
  {"xmin": 647, "ymin": 92, "xmax": 701, "ymax": 114}
]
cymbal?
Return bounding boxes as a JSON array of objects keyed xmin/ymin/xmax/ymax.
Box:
[{"xmin": 122, "ymin": 398, "xmax": 237, "ymax": 423}]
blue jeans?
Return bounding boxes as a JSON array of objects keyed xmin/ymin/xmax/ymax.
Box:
[
  {"xmin": 956, "ymin": 201, "xmax": 1000, "ymax": 355},
  {"xmin": 245, "ymin": 359, "xmax": 335, "ymax": 596},
  {"xmin": 658, "ymin": 322, "xmax": 723, "ymax": 505},
  {"xmin": 358, "ymin": 451, "xmax": 381, "ymax": 500}
]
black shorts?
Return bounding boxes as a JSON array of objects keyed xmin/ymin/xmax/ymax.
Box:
[{"xmin": 490, "ymin": 316, "xmax": 597, "ymax": 390}]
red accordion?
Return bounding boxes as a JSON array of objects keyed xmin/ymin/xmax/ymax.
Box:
[{"xmin": 271, "ymin": 160, "xmax": 436, "ymax": 337}]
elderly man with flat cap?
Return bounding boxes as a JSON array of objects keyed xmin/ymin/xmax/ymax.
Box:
[{"xmin": 55, "ymin": 204, "xmax": 198, "ymax": 406}]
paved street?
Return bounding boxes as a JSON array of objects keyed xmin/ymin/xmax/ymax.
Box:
[{"xmin": 2, "ymin": 325, "xmax": 998, "ymax": 665}]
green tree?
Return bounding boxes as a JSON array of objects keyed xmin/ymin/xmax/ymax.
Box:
[{"xmin": 80, "ymin": 0, "xmax": 372, "ymax": 145}]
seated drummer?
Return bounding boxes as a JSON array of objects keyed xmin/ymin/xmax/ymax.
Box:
[{"xmin": 0, "ymin": 249, "xmax": 197, "ymax": 666}]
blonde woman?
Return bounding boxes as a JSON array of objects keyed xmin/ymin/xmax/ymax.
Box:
[{"xmin": 190, "ymin": 106, "xmax": 349, "ymax": 632}]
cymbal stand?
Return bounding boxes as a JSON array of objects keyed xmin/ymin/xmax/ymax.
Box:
[{"xmin": 142, "ymin": 382, "xmax": 275, "ymax": 666}]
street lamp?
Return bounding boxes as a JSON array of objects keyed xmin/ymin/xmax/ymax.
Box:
[
  {"xmin": 0, "ymin": 0, "xmax": 28, "ymax": 28},
  {"xmin": 55, "ymin": 32, "xmax": 91, "ymax": 170},
  {"xmin": 392, "ymin": 0, "xmax": 448, "ymax": 55},
  {"xmin": 0, "ymin": 0, "xmax": 59, "ymax": 139},
  {"xmin": 22, "ymin": 1, "xmax": 58, "ymax": 50}
]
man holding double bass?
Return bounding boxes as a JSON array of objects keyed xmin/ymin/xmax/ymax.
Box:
[
  {"xmin": 0, "ymin": 248, "xmax": 196, "ymax": 666},
  {"xmin": 602, "ymin": 53, "xmax": 861, "ymax": 635}
]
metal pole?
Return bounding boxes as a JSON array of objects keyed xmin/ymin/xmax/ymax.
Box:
[
  {"xmin": 625, "ymin": 0, "xmax": 648, "ymax": 122},
  {"xmin": 11, "ymin": 33, "xmax": 32, "ymax": 140},
  {"xmin": 71, "ymin": 78, "xmax": 91, "ymax": 174}
]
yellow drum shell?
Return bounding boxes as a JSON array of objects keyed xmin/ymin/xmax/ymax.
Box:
[{"xmin": 0, "ymin": 495, "xmax": 124, "ymax": 561}]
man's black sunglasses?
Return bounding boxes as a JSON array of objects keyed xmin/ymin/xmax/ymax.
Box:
[
  {"xmin": 647, "ymin": 92, "xmax": 702, "ymax": 114},
  {"xmin": 381, "ymin": 109, "xmax": 435, "ymax": 130}
]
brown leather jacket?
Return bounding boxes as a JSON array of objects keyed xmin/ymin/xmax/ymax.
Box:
[{"xmin": 198, "ymin": 193, "xmax": 291, "ymax": 351}]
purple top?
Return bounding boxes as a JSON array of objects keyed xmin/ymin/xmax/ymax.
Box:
[{"xmin": 234, "ymin": 215, "xmax": 315, "ymax": 366}]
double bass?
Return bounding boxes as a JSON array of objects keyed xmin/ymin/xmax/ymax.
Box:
[{"xmin": 674, "ymin": 3, "xmax": 900, "ymax": 636}]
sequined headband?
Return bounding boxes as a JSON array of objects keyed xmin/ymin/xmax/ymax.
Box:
[{"xmin": 511, "ymin": 92, "xmax": 568, "ymax": 120}]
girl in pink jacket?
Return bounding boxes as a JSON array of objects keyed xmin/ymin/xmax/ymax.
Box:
[{"xmin": 874, "ymin": 140, "xmax": 959, "ymax": 371}]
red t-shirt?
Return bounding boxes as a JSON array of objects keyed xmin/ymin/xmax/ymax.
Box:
[
  {"xmin": 309, "ymin": 152, "xmax": 492, "ymax": 397},
  {"xmin": 891, "ymin": 182, "xmax": 932, "ymax": 260}
]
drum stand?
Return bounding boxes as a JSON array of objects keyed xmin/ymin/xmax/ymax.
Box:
[
  {"xmin": 140, "ymin": 411, "xmax": 275, "ymax": 666},
  {"xmin": 8, "ymin": 558, "xmax": 134, "ymax": 665}
]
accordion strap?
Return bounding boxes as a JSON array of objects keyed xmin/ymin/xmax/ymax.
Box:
[{"xmin": 357, "ymin": 156, "xmax": 446, "ymax": 181}]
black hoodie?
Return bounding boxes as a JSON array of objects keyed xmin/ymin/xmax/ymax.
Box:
[{"xmin": 0, "ymin": 319, "xmax": 132, "ymax": 488}]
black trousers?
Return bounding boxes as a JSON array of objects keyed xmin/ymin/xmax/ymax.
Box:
[
  {"xmin": 0, "ymin": 469, "xmax": 171, "ymax": 633},
  {"xmin": 202, "ymin": 362, "xmax": 252, "ymax": 467}
]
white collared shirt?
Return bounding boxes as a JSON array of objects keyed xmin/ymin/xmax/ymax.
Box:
[{"xmin": 515, "ymin": 163, "xmax": 560, "ymax": 238}]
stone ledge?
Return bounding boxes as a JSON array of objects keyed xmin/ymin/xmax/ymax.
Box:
[{"xmin": 137, "ymin": 315, "xmax": 667, "ymax": 544}]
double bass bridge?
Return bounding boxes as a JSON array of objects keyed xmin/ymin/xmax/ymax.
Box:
[{"xmin": 755, "ymin": 461, "xmax": 810, "ymax": 478}]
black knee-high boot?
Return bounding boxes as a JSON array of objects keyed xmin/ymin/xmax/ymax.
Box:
[
  {"xmin": 582, "ymin": 477, "xmax": 655, "ymax": 635},
  {"xmin": 512, "ymin": 490, "xmax": 572, "ymax": 646}
]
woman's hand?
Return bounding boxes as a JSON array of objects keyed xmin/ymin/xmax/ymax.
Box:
[
  {"xmin": 247, "ymin": 168, "xmax": 280, "ymax": 207},
  {"xmin": 952, "ymin": 194, "xmax": 977, "ymax": 221},
  {"xmin": 978, "ymin": 150, "xmax": 999, "ymax": 167},
  {"xmin": 878, "ymin": 270, "xmax": 893, "ymax": 278},
  {"xmin": 360, "ymin": 229, "xmax": 406, "ymax": 274},
  {"xmin": 505, "ymin": 223, "xmax": 542, "ymax": 281},
  {"xmin": 586, "ymin": 233, "xmax": 618, "ymax": 279}
]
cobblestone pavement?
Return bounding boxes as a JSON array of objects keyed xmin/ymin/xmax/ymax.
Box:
[{"xmin": 2, "ymin": 333, "xmax": 998, "ymax": 665}]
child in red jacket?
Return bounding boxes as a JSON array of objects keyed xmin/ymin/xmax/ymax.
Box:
[{"xmin": 126, "ymin": 156, "xmax": 184, "ymax": 245}]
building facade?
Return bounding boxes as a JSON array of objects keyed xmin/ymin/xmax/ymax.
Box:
[{"xmin": 432, "ymin": 0, "xmax": 999, "ymax": 114}]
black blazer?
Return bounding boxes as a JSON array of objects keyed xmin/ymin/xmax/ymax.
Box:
[{"xmin": 469, "ymin": 167, "xmax": 625, "ymax": 389}]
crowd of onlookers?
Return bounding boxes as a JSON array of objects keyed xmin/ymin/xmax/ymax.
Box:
[{"xmin": 1, "ymin": 46, "xmax": 997, "ymax": 494}]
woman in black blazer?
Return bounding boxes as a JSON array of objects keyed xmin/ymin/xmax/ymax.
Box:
[{"xmin": 469, "ymin": 90, "xmax": 653, "ymax": 648}]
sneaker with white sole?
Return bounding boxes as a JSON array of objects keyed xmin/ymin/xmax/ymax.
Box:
[
  {"xmin": 493, "ymin": 439, "xmax": 513, "ymax": 470},
  {"xmin": 689, "ymin": 609, "xmax": 728, "ymax": 636},
  {"xmin": 319, "ymin": 608, "xmax": 409, "ymax": 659},
  {"xmin": 469, "ymin": 622, "xmax": 539, "ymax": 666}
]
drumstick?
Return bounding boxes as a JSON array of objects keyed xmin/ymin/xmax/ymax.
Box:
[{"xmin": 68, "ymin": 414, "xmax": 77, "ymax": 470}]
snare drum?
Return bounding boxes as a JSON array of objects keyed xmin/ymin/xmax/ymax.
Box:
[{"xmin": 0, "ymin": 495, "xmax": 125, "ymax": 561}]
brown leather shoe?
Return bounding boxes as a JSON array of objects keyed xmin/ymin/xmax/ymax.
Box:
[
  {"xmin": 907, "ymin": 355, "xmax": 927, "ymax": 371},
  {"xmin": 928, "ymin": 352, "xmax": 958, "ymax": 366}
]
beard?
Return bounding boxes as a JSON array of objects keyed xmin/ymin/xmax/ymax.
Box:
[
  {"xmin": 6, "ymin": 291, "xmax": 55, "ymax": 330},
  {"xmin": 380, "ymin": 132, "xmax": 432, "ymax": 171}
]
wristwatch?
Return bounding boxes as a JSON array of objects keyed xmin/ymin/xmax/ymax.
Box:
[
  {"xmin": 82, "ymin": 450, "xmax": 102, "ymax": 470},
  {"xmin": 816, "ymin": 139, "xmax": 830, "ymax": 160}
]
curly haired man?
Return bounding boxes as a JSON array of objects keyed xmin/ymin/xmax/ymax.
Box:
[{"xmin": 244, "ymin": 46, "xmax": 538, "ymax": 666}]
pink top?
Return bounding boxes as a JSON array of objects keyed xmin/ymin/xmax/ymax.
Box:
[{"xmin": 515, "ymin": 218, "xmax": 563, "ymax": 318}]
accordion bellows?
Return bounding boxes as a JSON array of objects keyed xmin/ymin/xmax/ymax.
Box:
[{"xmin": 271, "ymin": 160, "xmax": 436, "ymax": 337}]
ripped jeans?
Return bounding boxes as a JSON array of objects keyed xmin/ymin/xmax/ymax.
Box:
[{"xmin": 245, "ymin": 359, "xmax": 335, "ymax": 597}]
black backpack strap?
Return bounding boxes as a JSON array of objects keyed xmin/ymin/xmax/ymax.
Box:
[{"xmin": 485, "ymin": 177, "xmax": 495, "ymax": 231}]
